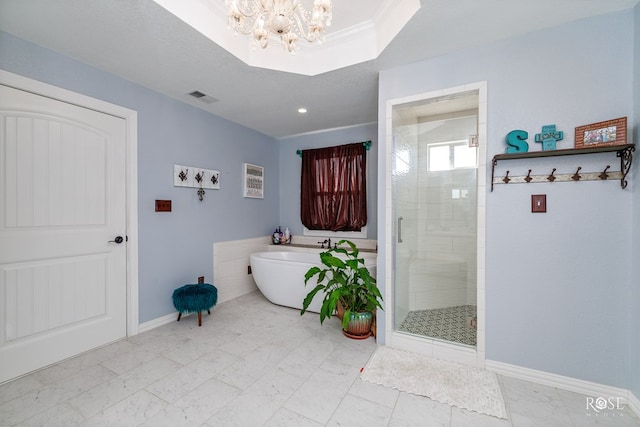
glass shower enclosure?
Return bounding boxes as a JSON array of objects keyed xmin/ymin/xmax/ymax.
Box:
[{"xmin": 389, "ymin": 86, "xmax": 485, "ymax": 358}]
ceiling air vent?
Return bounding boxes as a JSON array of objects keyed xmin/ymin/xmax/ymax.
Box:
[{"xmin": 188, "ymin": 90, "xmax": 218, "ymax": 105}]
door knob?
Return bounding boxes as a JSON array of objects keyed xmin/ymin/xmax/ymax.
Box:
[{"xmin": 108, "ymin": 236, "xmax": 124, "ymax": 244}]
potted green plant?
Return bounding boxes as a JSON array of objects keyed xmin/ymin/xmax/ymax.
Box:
[{"xmin": 300, "ymin": 239, "xmax": 383, "ymax": 339}]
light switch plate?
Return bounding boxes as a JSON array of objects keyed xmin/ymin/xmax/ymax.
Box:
[{"xmin": 531, "ymin": 194, "xmax": 546, "ymax": 213}]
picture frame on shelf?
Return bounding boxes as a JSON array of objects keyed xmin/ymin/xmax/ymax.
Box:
[
  {"xmin": 574, "ymin": 117, "xmax": 627, "ymax": 149},
  {"xmin": 243, "ymin": 163, "xmax": 264, "ymax": 198}
]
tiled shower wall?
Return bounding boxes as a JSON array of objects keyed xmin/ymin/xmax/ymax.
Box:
[
  {"xmin": 398, "ymin": 115, "xmax": 478, "ymax": 312},
  {"xmin": 410, "ymin": 166, "xmax": 477, "ymax": 310}
]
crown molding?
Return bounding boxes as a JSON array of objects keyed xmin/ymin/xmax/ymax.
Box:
[{"xmin": 153, "ymin": 0, "xmax": 420, "ymax": 76}]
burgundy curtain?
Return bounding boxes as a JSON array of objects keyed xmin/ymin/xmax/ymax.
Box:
[{"xmin": 300, "ymin": 142, "xmax": 367, "ymax": 232}]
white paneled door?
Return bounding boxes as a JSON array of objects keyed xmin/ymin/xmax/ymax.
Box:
[{"xmin": 0, "ymin": 85, "xmax": 127, "ymax": 383}]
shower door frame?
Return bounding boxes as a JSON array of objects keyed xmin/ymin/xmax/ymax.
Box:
[{"xmin": 384, "ymin": 81, "xmax": 488, "ymax": 367}]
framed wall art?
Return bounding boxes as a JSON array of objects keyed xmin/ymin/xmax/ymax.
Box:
[
  {"xmin": 574, "ymin": 117, "xmax": 627, "ymax": 149},
  {"xmin": 243, "ymin": 163, "xmax": 264, "ymax": 198}
]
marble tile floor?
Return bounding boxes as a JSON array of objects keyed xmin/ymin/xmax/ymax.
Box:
[{"xmin": 0, "ymin": 291, "xmax": 638, "ymax": 427}]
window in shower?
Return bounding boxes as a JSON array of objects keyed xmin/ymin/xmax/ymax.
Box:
[{"xmin": 427, "ymin": 140, "xmax": 477, "ymax": 171}]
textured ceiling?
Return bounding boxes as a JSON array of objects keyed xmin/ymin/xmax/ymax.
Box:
[{"xmin": 0, "ymin": 0, "xmax": 638, "ymax": 139}]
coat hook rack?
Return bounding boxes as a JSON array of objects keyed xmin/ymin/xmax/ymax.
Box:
[
  {"xmin": 524, "ymin": 169, "xmax": 533, "ymax": 183},
  {"xmin": 571, "ymin": 166, "xmax": 582, "ymax": 181},
  {"xmin": 490, "ymin": 144, "xmax": 635, "ymax": 191},
  {"xmin": 174, "ymin": 164, "xmax": 221, "ymax": 191}
]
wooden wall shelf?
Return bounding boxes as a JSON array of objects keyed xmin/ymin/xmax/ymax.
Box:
[{"xmin": 491, "ymin": 144, "xmax": 635, "ymax": 191}]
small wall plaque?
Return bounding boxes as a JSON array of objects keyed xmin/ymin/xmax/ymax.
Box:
[
  {"xmin": 155, "ymin": 200, "xmax": 172, "ymax": 212},
  {"xmin": 243, "ymin": 163, "xmax": 264, "ymax": 198},
  {"xmin": 535, "ymin": 124, "xmax": 564, "ymax": 151}
]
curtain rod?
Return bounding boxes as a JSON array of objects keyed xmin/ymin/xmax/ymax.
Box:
[{"xmin": 296, "ymin": 141, "xmax": 372, "ymax": 157}]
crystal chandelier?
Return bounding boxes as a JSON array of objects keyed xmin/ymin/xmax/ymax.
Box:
[{"xmin": 225, "ymin": 0, "xmax": 333, "ymax": 54}]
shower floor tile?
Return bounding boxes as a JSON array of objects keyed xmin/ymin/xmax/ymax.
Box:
[{"xmin": 398, "ymin": 305, "xmax": 477, "ymax": 346}]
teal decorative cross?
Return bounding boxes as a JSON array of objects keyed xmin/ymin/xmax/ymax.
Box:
[{"xmin": 535, "ymin": 124, "xmax": 564, "ymax": 151}]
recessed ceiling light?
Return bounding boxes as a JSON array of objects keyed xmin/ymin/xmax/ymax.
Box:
[{"xmin": 298, "ymin": 108, "xmax": 308, "ymax": 114}]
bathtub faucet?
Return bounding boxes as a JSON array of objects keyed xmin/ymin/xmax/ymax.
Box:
[{"xmin": 317, "ymin": 239, "xmax": 330, "ymax": 249}]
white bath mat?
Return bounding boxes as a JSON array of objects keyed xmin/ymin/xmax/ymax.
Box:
[{"xmin": 360, "ymin": 347, "xmax": 508, "ymax": 419}]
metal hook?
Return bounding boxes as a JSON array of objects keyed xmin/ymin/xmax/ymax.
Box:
[
  {"xmin": 599, "ymin": 165, "xmax": 611, "ymax": 180},
  {"xmin": 502, "ymin": 171, "xmax": 511, "ymax": 184},
  {"xmin": 524, "ymin": 169, "xmax": 533, "ymax": 183},
  {"xmin": 571, "ymin": 166, "xmax": 582, "ymax": 181},
  {"xmin": 547, "ymin": 168, "xmax": 557, "ymax": 182},
  {"xmin": 197, "ymin": 187, "xmax": 205, "ymax": 201}
]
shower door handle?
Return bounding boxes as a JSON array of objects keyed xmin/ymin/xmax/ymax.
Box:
[{"xmin": 397, "ymin": 216, "xmax": 403, "ymax": 243}]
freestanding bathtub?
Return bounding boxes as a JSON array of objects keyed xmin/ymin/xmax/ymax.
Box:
[{"xmin": 250, "ymin": 251, "xmax": 377, "ymax": 313}]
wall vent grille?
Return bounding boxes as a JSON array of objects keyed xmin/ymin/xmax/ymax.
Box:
[{"xmin": 188, "ymin": 90, "xmax": 218, "ymax": 104}]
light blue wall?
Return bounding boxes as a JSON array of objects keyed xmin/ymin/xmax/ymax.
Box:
[
  {"xmin": 378, "ymin": 10, "xmax": 635, "ymax": 388},
  {"xmin": 278, "ymin": 123, "xmax": 378, "ymax": 239},
  {"xmin": 631, "ymin": 2, "xmax": 640, "ymax": 401},
  {"xmin": 0, "ymin": 32, "xmax": 280, "ymax": 323}
]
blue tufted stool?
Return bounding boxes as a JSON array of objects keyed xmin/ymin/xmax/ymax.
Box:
[{"xmin": 172, "ymin": 283, "xmax": 218, "ymax": 326}]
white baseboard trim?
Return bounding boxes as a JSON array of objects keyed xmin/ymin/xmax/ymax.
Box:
[
  {"xmin": 137, "ymin": 312, "xmax": 178, "ymax": 334},
  {"xmin": 486, "ymin": 360, "xmax": 640, "ymax": 417}
]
